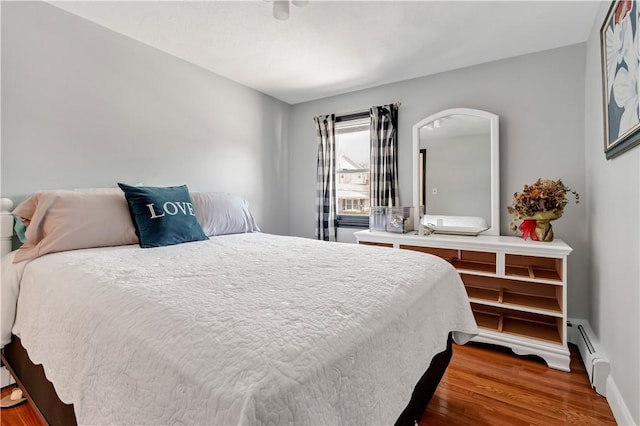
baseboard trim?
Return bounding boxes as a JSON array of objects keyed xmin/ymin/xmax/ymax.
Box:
[
  {"xmin": 606, "ymin": 375, "xmax": 637, "ymax": 426},
  {"xmin": 568, "ymin": 318, "xmax": 637, "ymax": 425},
  {"xmin": 567, "ymin": 318, "xmax": 609, "ymax": 395}
]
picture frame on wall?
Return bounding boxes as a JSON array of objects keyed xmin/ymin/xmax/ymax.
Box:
[{"xmin": 600, "ymin": 0, "xmax": 640, "ymax": 159}]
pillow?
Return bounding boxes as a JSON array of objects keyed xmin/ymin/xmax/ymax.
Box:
[
  {"xmin": 118, "ymin": 183, "xmax": 207, "ymax": 248},
  {"xmin": 12, "ymin": 188, "xmax": 138, "ymax": 263},
  {"xmin": 13, "ymin": 218, "xmax": 27, "ymax": 244},
  {"xmin": 190, "ymin": 192, "xmax": 260, "ymax": 237}
]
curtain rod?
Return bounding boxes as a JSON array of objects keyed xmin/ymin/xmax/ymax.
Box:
[{"xmin": 313, "ymin": 102, "xmax": 401, "ymax": 122}]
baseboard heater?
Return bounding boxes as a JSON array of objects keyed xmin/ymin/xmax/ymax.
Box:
[{"xmin": 568, "ymin": 319, "xmax": 610, "ymax": 396}]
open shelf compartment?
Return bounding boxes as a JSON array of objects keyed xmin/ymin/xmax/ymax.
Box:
[
  {"xmin": 473, "ymin": 309, "xmax": 501, "ymax": 331},
  {"xmin": 462, "ymin": 274, "xmax": 562, "ymax": 314},
  {"xmin": 470, "ymin": 303, "xmax": 563, "ymax": 344},
  {"xmin": 399, "ymin": 245, "xmax": 457, "ymax": 263},
  {"xmin": 504, "ymin": 253, "xmax": 563, "ymax": 281},
  {"xmin": 453, "ymin": 250, "xmax": 496, "ymax": 274},
  {"xmin": 400, "ymin": 246, "xmax": 497, "ymax": 274},
  {"xmin": 359, "ymin": 241, "xmax": 393, "ymax": 248}
]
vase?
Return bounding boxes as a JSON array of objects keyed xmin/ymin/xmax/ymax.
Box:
[
  {"xmin": 518, "ymin": 210, "xmax": 562, "ymax": 242},
  {"xmin": 533, "ymin": 219, "xmax": 554, "ymax": 242}
]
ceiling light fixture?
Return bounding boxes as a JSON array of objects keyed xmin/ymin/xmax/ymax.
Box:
[{"xmin": 273, "ymin": 0, "xmax": 308, "ymax": 21}]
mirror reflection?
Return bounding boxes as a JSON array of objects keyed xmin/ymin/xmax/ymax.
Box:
[{"xmin": 412, "ymin": 109, "xmax": 499, "ymax": 235}]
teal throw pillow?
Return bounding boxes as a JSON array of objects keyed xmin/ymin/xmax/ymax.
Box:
[
  {"xmin": 14, "ymin": 217, "xmax": 27, "ymax": 243},
  {"xmin": 118, "ymin": 183, "xmax": 208, "ymax": 248}
]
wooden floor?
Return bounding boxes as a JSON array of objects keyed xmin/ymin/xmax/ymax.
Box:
[
  {"xmin": 422, "ymin": 342, "xmax": 616, "ymax": 425},
  {"xmin": 0, "ymin": 387, "xmax": 44, "ymax": 426},
  {"xmin": 0, "ymin": 343, "xmax": 616, "ymax": 426}
]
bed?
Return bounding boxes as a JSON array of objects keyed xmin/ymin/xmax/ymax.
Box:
[{"xmin": 0, "ymin": 189, "xmax": 477, "ymax": 425}]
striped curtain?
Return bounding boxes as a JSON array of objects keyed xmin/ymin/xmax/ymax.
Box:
[
  {"xmin": 314, "ymin": 114, "xmax": 337, "ymax": 241},
  {"xmin": 370, "ymin": 104, "xmax": 400, "ymax": 208}
]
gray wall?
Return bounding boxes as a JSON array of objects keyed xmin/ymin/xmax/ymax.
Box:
[
  {"xmin": 585, "ymin": 3, "xmax": 639, "ymax": 423},
  {"xmin": 1, "ymin": 1, "xmax": 290, "ymax": 235},
  {"xmin": 288, "ymin": 45, "xmax": 588, "ymax": 319}
]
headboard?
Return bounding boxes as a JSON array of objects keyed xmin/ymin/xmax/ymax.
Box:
[{"xmin": 1, "ymin": 198, "xmax": 14, "ymax": 257}]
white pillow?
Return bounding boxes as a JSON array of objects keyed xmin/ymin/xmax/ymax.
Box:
[{"xmin": 190, "ymin": 192, "xmax": 260, "ymax": 237}]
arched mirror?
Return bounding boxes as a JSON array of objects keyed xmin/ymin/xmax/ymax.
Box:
[{"xmin": 412, "ymin": 108, "xmax": 499, "ymax": 235}]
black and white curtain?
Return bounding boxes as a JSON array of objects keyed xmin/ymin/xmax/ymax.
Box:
[
  {"xmin": 370, "ymin": 104, "xmax": 400, "ymax": 208},
  {"xmin": 314, "ymin": 114, "xmax": 337, "ymax": 241}
]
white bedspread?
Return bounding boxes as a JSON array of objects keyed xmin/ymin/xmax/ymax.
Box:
[{"xmin": 1, "ymin": 233, "xmax": 477, "ymax": 425}]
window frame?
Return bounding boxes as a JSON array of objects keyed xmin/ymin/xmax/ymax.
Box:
[{"xmin": 334, "ymin": 111, "xmax": 371, "ymax": 228}]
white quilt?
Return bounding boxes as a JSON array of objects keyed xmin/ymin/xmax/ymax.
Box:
[{"xmin": 1, "ymin": 233, "xmax": 477, "ymax": 425}]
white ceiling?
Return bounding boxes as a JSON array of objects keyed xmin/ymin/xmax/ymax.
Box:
[{"xmin": 49, "ymin": 1, "xmax": 602, "ymax": 105}]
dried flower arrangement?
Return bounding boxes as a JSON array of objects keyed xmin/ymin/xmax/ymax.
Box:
[{"xmin": 508, "ymin": 178, "xmax": 580, "ymax": 235}]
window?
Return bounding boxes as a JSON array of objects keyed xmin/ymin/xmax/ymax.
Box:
[{"xmin": 335, "ymin": 114, "xmax": 370, "ymax": 227}]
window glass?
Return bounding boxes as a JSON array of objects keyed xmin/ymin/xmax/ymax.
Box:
[{"xmin": 335, "ymin": 119, "xmax": 370, "ymax": 216}]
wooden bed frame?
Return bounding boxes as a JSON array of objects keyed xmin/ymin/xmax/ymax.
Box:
[
  {"xmin": 1, "ymin": 336, "xmax": 76, "ymax": 426},
  {"xmin": 0, "ymin": 197, "xmax": 453, "ymax": 425}
]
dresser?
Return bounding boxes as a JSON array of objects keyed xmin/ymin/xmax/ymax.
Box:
[{"xmin": 354, "ymin": 230, "xmax": 573, "ymax": 371}]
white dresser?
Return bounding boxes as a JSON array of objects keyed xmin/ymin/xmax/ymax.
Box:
[{"xmin": 354, "ymin": 230, "xmax": 573, "ymax": 371}]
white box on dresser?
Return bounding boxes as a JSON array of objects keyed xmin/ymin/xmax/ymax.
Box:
[{"xmin": 354, "ymin": 230, "xmax": 573, "ymax": 372}]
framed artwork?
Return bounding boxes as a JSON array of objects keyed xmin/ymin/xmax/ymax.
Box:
[{"xmin": 601, "ymin": 0, "xmax": 640, "ymax": 159}]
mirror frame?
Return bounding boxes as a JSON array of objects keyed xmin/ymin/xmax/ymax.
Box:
[{"xmin": 412, "ymin": 108, "xmax": 500, "ymax": 235}]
